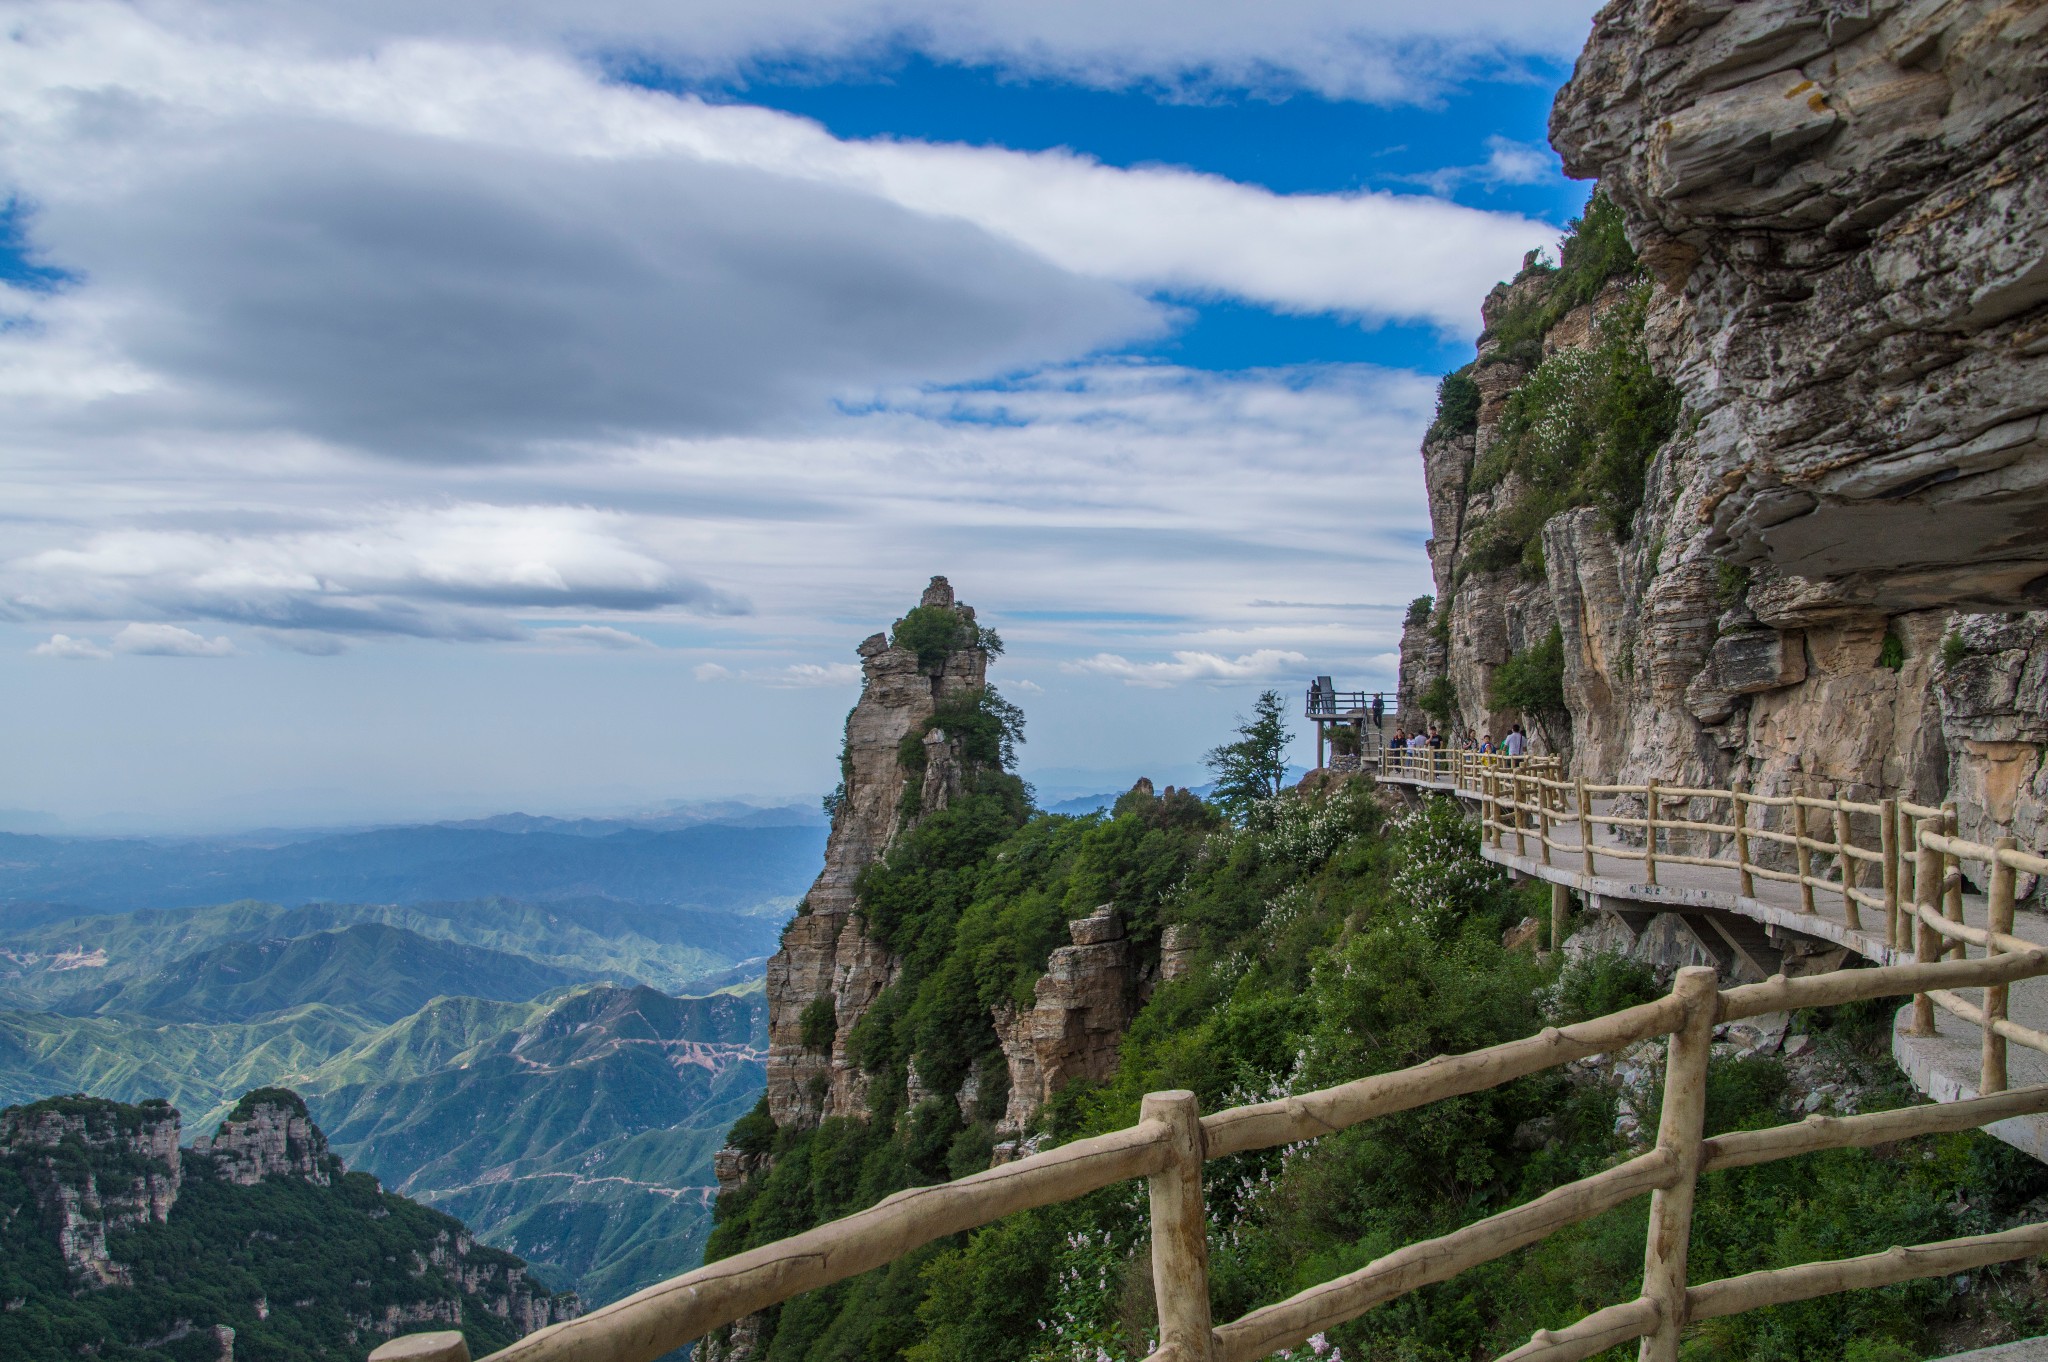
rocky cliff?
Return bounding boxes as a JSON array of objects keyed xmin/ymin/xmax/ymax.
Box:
[
  {"xmin": 0, "ymin": 1088, "xmax": 575, "ymax": 1361},
  {"xmin": 1398, "ymin": 0, "xmax": 2047, "ymax": 886},
  {"xmin": 195, "ymin": 1087, "xmax": 334, "ymax": 1186},
  {"xmin": 0, "ymin": 1095, "xmax": 182, "ymax": 1288},
  {"xmin": 763, "ymin": 576, "xmax": 995, "ymax": 1128}
]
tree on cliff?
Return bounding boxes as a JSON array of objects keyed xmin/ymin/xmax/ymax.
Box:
[{"xmin": 1205, "ymin": 690, "xmax": 1292, "ymax": 821}]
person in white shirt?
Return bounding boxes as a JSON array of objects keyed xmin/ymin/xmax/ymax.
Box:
[{"xmin": 1503, "ymin": 726, "xmax": 1527, "ymax": 757}]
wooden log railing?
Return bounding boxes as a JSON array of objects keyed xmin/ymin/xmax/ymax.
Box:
[
  {"xmin": 376, "ymin": 948, "xmax": 2048, "ymax": 1362},
  {"xmin": 1376, "ymin": 756, "xmax": 2048, "ymax": 1105}
]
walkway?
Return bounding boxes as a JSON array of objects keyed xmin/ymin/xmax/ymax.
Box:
[{"xmin": 1375, "ymin": 754, "xmax": 2048, "ymax": 1159}]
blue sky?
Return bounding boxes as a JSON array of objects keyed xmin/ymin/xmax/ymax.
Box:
[{"xmin": 0, "ymin": 0, "xmax": 1600, "ymax": 830}]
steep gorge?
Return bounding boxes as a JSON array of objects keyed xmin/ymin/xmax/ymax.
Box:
[{"xmin": 1398, "ymin": 0, "xmax": 2048, "ymax": 875}]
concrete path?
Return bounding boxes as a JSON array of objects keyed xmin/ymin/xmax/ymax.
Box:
[{"xmin": 1376, "ymin": 767, "xmax": 2048, "ymax": 1158}]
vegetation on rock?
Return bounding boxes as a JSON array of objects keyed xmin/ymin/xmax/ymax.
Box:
[
  {"xmin": 712, "ymin": 767, "xmax": 2048, "ymax": 1362},
  {"xmin": 1490, "ymin": 625, "xmax": 1568, "ymax": 717}
]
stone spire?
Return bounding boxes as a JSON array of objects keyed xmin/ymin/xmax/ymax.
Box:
[{"xmin": 763, "ymin": 578, "xmax": 991, "ymax": 1127}]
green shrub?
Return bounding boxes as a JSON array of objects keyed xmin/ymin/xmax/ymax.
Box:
[
  {"xmin": 1429, "ymin": 367, "xmax": 1481, "ymax": 441},
  {"xmin": 891, "ymin": 605, "xmax": 1003, "ymax": 673},
  {"xmin": 1715, "ymin": 560, "xmax": 1750, "ymax": 607},
  {"xmin": 1943, "ymin": 633, "xmax": 1968, "ymax": 667},
  {"xmin": 1406, "ymin": 595, "xmax": 1434, "ymax": 627},
  {"xmin": 1878, "ymin": 631, "xmax": 1906, "ymax": 671},
  {"xmin": 798, "ymin": 995, "xmax": 836, "ymax": 1050},
  {"xmin": 1418, "ymin": 675, "xmax": 1458, "ymax": 724},
  {"xmin": 1462, "ymin": 284, "xmax": 1680, "ymax": 572},
  {"xmin": 1481, "ymin": 190, "xmax": 1636, "ymax": 368},
  {"xmin": 1490, "ymin": 626, "xmax": 1566, "ymax": 715}
]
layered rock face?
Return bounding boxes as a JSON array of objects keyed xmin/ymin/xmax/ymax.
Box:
[
  {"xmin": 763, "ymin": 577, "xmax": 991, "ymax": 1128},
  {"xmin": 1400, "ymin": 0, "xmax": 2047, "ymax": 883},
  {"xmin": 990, "ymin": 905, "xmax": 1138, "ymax": 1136},
  {"xmin": 0, "ymin": 1096, "xmax": 181, "ymax": 1287},
  {"xmin": 194, "ymin": 1088, "xmax": 334, "ymax": 1186}
]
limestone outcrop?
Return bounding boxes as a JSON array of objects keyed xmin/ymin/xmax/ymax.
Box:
[
  {"xmin": 991, "ymin": 905, "xmax": 1139, "ymax": 1134},
  {"xmin": 762, "ymin": 577, "xmax": 993, "ymax": 1128},
  {"xmin": 1398, "ymin": 0, "xmax": 2048, "ymax": 891},
  {"xmin": 0, "ymin": 1096, "xmax": 181, "ymax": 1287},
  {"xmin": 193, "ymin": 1088, "xmax": 334, "ymax": 1186}
]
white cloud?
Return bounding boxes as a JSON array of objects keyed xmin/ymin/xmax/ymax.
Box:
[
  {"xmin": 532, "ymin": 625, "xmax": 657, "ymax": 651},
  {"xmin": 1063, "ymin": 648, "xmax": 1310, "ymax": 688},
  {"xmin": 3, "ymin": 504, "xmax": 727, "ymax": 641},
  {"xmin": 1009, "ymin": 678, "xmax": 1045, "ymax": 693},
  {"xmin": 1400, "ymin": 136, "xmax": 1561, "ymax": 196},
  {"xmin": 111, "ymin": 622, "xmax": 236, "ymax": 656},
  {"xmin": 31, "ymin": 633, "xmax": 111, "ymax": 660},
  {"xmin": 694, "ymin": 660, "xmax": 863, "ymax": 688},
  {"xmin": 125, "ymin": 0, "xmax": 1602, "ymax": 102},
  {"xmin": 0, "ymin": 6, "xmax": 1552, "ymax": 468}
]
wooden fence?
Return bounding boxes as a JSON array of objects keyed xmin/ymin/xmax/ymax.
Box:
[
  {"xmin": 376, "ymin": 935, "xmax": 2048, "ymax": 1362},
  {"xmin": 1376, "ymin": 751, "xmax": 2048, "ymax": 1103}
]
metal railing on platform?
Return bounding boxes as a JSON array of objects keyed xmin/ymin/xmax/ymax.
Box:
[{"xmin": 376, "ymin": 947, "xmax": 2048, "ymax": 1362}]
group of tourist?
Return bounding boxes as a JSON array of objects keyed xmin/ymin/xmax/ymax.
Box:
[{"xmin": 1383, "ymin": 722, "xmax": 1531, "ymax": 757}]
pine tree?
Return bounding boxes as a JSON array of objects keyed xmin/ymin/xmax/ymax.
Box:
[{"xmin": 1204, "ymin": 689, "xmax": 1292, "ymax": 822}]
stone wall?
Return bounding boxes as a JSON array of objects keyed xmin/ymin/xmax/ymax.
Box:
[{"xmin": 1398, "ymin": 0, "xmax": 2048, "ymax": 893}]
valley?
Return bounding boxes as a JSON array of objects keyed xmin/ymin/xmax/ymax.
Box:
[{"xmin": 0, "ymin": 809, "xmax": 807, "ymax": 1309}]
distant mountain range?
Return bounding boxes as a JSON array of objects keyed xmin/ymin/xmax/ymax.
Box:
[
  {"xmin": 0, "ymin": 806, "xmax": 810, "ymax": 1306},
  {"xmin": 0, "ymin": 819, "xmax": 826, "ymax": 922}
]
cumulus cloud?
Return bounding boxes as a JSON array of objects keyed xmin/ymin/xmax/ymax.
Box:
[
  {"xmin": 3, "ymin": 504, "xmax": 730, "ymax": 641},
  {"xmin": 694, "ymin": 660, "xmax": 863, "ymax": 688},
  {"xmin": 111, "ymin": 622, "xmax": 236, "ymax": 656},
  {"xmin": 1063, "ymin": 648, "xmax": 1310, "ymax": 688},
  {"xmin": 31, "ymin": 633, "xmax": 111, "ymax": 660},
  {"xmin": 0, "ymin": 5, "xmax": 1552, "ymax": 464}
]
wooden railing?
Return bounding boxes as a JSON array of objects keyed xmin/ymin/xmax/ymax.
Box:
[
  {"xmin": 1376, "ymin": 758, "xmax": 2048, "ymax": 1103},
  {"xmin": 375, "ymin": 945, "xmax": 2048, "ymax": 1362}
]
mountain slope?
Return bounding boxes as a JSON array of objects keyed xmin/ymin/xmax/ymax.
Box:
[
  {"xmin": 75, "ymin": 922, "xmax": 594, "ymax": 1023},
  {"xmin": 0, "ymin": 895, "xmax": 787, "ymax": 1013},
  {"xmin": 306, "ymin": 985, "xmax": 767, "ymax": 1303}
]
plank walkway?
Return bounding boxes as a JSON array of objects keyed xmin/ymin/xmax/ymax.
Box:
[{"xmin": 1377, "ymin": 765, "xmax": 2048, "ymax": 1159}]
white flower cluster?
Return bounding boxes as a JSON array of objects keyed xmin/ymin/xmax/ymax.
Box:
[{"xmin": 1385, "ymin": 801, "xmax": 1502, "ymax": 937}]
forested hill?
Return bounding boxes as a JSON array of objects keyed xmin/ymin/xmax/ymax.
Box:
[
  {"xmin": 706, "ymin": 773, "xmax": 2048, "ymax": 1362},
  {"xmin": 0, "ymin": 1088, "xmax": 576, "ymax": 1362}
]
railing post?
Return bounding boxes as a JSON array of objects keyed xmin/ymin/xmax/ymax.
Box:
[
  {"xmin": 1834, "ymin": 796, "xmax": 1861, "ymax": 931},
  {"xmin": 1911, "ymin": 817, "xmax": 1942, "ymax": 1035},
  {"xmin": 1142, "ymin": 1090, "xmax": 1216, "ymax": 1362},
  {"xmin": 1794, "ymin": 793, "xmax": 1816, "ymax": 914},
  {"xmin": 369, "ymin": 1334, "xmax": 471, "ymax": 1362},
  {"xmin": 1514, "ymin": 772, "xmax": 1528, "ymax": 857},
  {"xmin": 1644, "ymin": 778, "xmax": 1660, "ymax": 887},
  {"xmin": 1880, "ymin": 797, "xmax": 1900, "ymax": 953},
  {"xmin": 1943, "ymin": 801, "xmax": 1966, "ymax": 961},
  {"xmin": 1578, "ymin": 778, "xmax": 1596, "ymax": 879},
  {"xmin": 1539, "ymin": 779, "xmax": 1553, "ymax": 867},
  {"xmin": 1733, "ymin": 786, "xmax": 1754, "ymax": 899},
  {"xmin": 1551, "ymin": 881, "xmax": 1571, "ymax": 952},
  {"xmin": 1983, "ymin": 838, "xmax": 2019, "ymax": 1096},
  {"xmin": 1637, "ymin": 966, "xmax": 1719, "ymax": 1362}
]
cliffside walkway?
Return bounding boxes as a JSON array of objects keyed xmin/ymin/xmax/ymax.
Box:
[{"xmin": 1373, "ymin": 749, "xmax": 2048, "ymax": 1159}]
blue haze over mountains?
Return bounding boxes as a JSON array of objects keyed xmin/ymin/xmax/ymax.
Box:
[{"xmin": 0, "ymin": 804, "xmax": 820, "ymax": 1303}]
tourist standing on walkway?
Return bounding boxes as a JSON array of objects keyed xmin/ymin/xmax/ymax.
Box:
[{"xmin": 1504, "ymin": 725, "xmax": 1526, "ymax": 757}]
